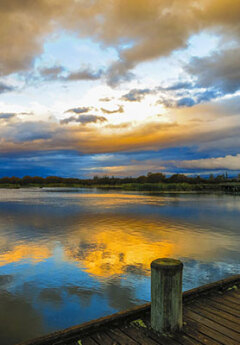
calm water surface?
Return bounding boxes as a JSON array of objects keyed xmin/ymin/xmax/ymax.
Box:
[{"xmin": 0, "ymin": 188, "xmax": 239, "ymax": 344}]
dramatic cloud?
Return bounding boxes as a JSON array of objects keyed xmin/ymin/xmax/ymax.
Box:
[
  {"xmin": 164, "ymin": 82, "xmax": 194, "ymax": 91},
  {"xmin": 60, "ymin": 115, "xmax": 107, "ymax": 125},
  {"xmin": 1, "ymin": 0, "xmax": 239, "ymax": 79},
  {"xmin": 0, "ymin": 1, "xmax": 240, "ymax": 177},
  {"xmin": 121, "ymin": 88, "xmax": 152, "ymax": 102},
  {"xmin": 0, "ymin": 121, "xmax": 63, "ymax": 144},
  {"xmin": 87, "ymin": 152, "xmax": 240, "ymax": 177},
  {"xmin": 0, "ymin": 1, "xmax": 68, "ymax": 75},
  {"xmin": 186, "ymin": 48, "xmax": 240, "ymax": 94},
  {"xmin": 0, "ymin": 82, "xmax": 15, "ymax": 93},
  {"xmin": 195, "ymin": 90, "xmax": 221, "ymax": 103},
  {"xmin": 101, "ymin": 105, "xmax": 124, "ymax": 114},
  {"xmin": 65, "ymin": 107, "xmax": 91, "ymax": 114},
  {"xmin": 0, "ymin": 113, "xmax": 16, "ymax": 120},
  {"xmin": 177, "ymin": 97, "xmax": 196, "ymax": 107},
  {"xmin": 0, "ymin": 112, "xmax": 33, "ymax": 122},
  {"xmin": 39, "ymin": 66, "xmax": 103, "ymax": 82},
  {"xmin": 105, "ymin": 60, "xmax": 135, "ymax": 86},
  {"xmin": 40, "ymin": 65, "xmax": 65, "ymax": 80},
  {"xmin": 0, "ymin": 99, "xmax": 239, "ymax": 163},
  {"xmin": 157, "ymin": 83, "xmax": 223, "ymax": 108},
  {"xmin": 175, "ymin": 154, "xmax": 240, "ymax": 171},
  {"xmin": 64, "ymin": 68, "xmax": 103, "ymax": 81}
]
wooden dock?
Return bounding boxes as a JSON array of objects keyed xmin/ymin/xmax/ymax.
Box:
[{"xmin": 18, "ymin": 274, "xmax": 240, "ymax": 345}]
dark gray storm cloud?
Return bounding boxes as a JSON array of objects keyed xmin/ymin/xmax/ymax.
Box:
[
  {"xmin": 0, "ymin": 113, "xmax": 16, "ymax": 120},
  {"xmin": 165, "ymin": 82, "xmax": 194, "ymax": 91},
  {"xmin": 60, "ymin": 115, "xmax": 107, "ymax": 125},
  {"xmin": 65, "ymin": 107, "xmax": 91, "ymax": 114},
  {"xmin": 195, "ymin": 90, "xmax": 221, "ymax": 103},
  {"xmin": 0, "ymin": 82, "xmax": 15, "ymax": 94},
  {"xmin": 39, "ymin": 66, "xmax": 103, "ymax": 82},
  {"xmin": 1, "ymin": 122, "xmax": 58, "ymax": 143},
  {"xmin": 121, "ymin": 88, "xmax": 152, "ymax": 102},
  {"xmin": 40, "ymin": 66, "xmax": 65, "ymax": 80},
  {"xmin": 186, "ymin": 48, "xmax": 240, "ymax": 94},
  {"xmin": 106, "ymin": 59, "xmax": 135, "ymax": 87},
  {"xmin": 65, "ymin": 68, "xmax": 103, "ymax": 81},
  {"xmin": 13, "ymin": 122, "xmax": 55, "ymax": 142},
  {"xmin": 177, "ymin": 97, "xmax": 196, "ymax": 107}
]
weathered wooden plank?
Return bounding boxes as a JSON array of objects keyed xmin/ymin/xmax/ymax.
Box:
[
  {"xmin": 231, "ymin": 288, "xmax": 240, "ymax": 295},
  {"xmin": 231, "ymin": 290, "xmax": 240, "ymax": 298},
  {"xmin": 200, "ymin": 298, "xmax": 240, "ymax": 318},
  {"xmin": 120, "ymin": 325, "xmax": 160, "ymax": 345},
  {"xmin": 134, "ymin": 315, "xmax": 185, "ymax": 345},
  {"xmin": 75, "ymin": 336, "xmax": 99, "ymax": 345},
  {"xmin": 208, "ymin": 295, "xmax": 240, "ymax": 312},
  {"xmin": 184, "ymin": 316, "xmax": 239, "ymax": 345},
  {"xmin": 91, "ymin": 330, "xmax": 117, "ymax": 345},
  {"xmin": 182, "ymin": 321, "xmax": 221, "ymax": 345},
  {"xmin": 223, "ymin": 294, "xmax": 240, "ymax": 305},
  {"xmin": 188, "ymin": 304, "xmax": 240, "ymax": 333},
  {"xmin": 169, "ymin": 332, "xmax": 200, "ymax": 345},
  {"xmin": 190, "ymin": 300, "xmax": 240, "ymax": 326},
  {"xmin": 144, "ymin": 329, "xmax": 182, "ymax": 345},
  {"xmin": 106, "ymin": 328, "xmax": 139, "ymax": 345},
  {"xmin": 137, "ymin": 313, "xmax": 204, "ymax": 345},
  {"xmin": 185, "ymin": 309, "xmax": 240, "ymax": 343}
]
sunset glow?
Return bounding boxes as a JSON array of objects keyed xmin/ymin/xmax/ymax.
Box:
[{"xmin": 0, "ymin": 0, "xmax": 239, "ymax": 177}]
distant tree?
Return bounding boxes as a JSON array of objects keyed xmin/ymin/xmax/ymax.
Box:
[
  {"xmin": 209, "ymin": 174, "xmax": 215, "ymax": 182},
  {"xmin": 136, "ymin": 175, "xmax": 147, "ymax": 183},
  {"xmin": 45, "ymin": 176, "xmax": 63, "ymax": 184},
  {"xmin": 147, "ymin": 173, "xmax": 166, "ymax": 183},
  {"xmin": 215, "ymin": 174, "xmax": 225, "ymax": 183},
  {"xmin": 168, "ymin": 174, "xmax": 189, "ymax": 183}
]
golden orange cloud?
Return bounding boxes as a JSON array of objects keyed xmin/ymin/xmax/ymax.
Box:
[
  {"xmin": 0, "ymin": 95, "xmax": 239, "ymax": 155},
  {"xmin": 0, "ymin": 0, "xmax": 239, "ymax": 76}
]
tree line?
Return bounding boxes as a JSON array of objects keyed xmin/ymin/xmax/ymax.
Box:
[{"xmin": 0, "ymin": 172, "xmax": 239, "ymax": 186}]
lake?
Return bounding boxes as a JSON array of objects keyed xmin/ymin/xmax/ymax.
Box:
[{"xmin": 0, "ymin": 188, "xmax": 239, "ymax": 344}]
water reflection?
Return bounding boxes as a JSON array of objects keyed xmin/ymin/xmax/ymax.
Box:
[
  {"xmin": 0, "ymin": 244, "xmax": 51, "ymax": 266},
  {"xmin": 0, "ymin": 189, "xmax": 239, "ymax": 344}
]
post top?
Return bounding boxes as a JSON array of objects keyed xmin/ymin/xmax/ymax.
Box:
[{"xmin": 151, "ymin": 258, "xmax": 183, "ymax": 271}]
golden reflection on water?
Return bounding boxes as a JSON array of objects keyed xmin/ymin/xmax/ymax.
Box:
[
  {"xmin": 0, "ymin": 213, "xmax": 235, "ymax": 277},
  {"xmin": 63, "ymin": 213, "xmax": 235, "ymax": 278},
  {"xmin": 66, "ymin": 231, "xmax": 173, "ymax": 277},
  {"xmin": 0, "ymin": 190, "xmax": 239, "ymax": 345},
  {"xmin": 0, "ymin": 244, "xmax": 51, "ymax": 266},
  {"xmin": 0, "ymin": 192, "xmax": 238, "ymax": 279}
]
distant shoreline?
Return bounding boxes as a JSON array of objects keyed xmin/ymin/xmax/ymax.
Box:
[{"xmin": 0, "ymin": 182, "xmax": 240, "ymax": 193}]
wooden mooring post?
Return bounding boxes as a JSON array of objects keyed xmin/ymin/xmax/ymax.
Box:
[{"xmin": 151, "ymin": 258, "xmax": 183, "ymax": 334}]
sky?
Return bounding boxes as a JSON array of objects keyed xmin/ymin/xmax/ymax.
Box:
[{"xmin": 0, "ymin": 0, "xmax": 240, "ymax": 178}]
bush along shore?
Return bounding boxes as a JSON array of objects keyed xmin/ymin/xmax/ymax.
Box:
[{"xmin": 0, "ymin": 173, "xmax": 240, "ymax": 192}]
